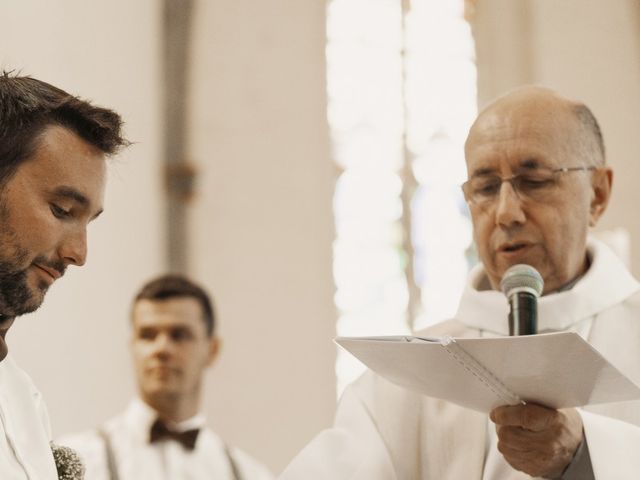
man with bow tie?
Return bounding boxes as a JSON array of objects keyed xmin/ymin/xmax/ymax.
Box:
[{"xmin": 60, "ymin": 274, "xmax": 273, "ymax": 480}]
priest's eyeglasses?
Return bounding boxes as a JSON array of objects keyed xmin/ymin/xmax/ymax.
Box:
[{"xmin": 461, "ymin": 166, "xmax": 597, "ymax": 206}]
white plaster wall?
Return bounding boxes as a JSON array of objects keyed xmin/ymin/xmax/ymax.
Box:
[
  {"xmin": 474, "ymin": 0, "xmax": 534, "ymax": 106},
  {"xmin": 0, "ymin": 0, "xmax": 165, "ymax": 439},
  {"xmin": 188, "ymin": 0, "xmax": 336, "ymax": 473}
]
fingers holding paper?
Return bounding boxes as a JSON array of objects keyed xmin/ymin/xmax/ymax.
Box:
[{"xmin": 490, "ymin": 404, "xmax": 583, "ymax": 478}]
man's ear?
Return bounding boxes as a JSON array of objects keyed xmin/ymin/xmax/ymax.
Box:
[
  {"xmin": 589, "ymin": 167, "xmax": 613, "ymax": 227},
  {"xmin": 207, "ymin": 336, "xmax": 221, "ymax": 366}
]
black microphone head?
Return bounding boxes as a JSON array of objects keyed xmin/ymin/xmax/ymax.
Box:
[{"xmin": 500, "ymin": 264, "xmax": 544, "ymax": 298}]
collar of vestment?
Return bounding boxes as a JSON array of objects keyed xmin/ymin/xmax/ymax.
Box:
[
  {"xmin": 455, "ymin": 237, "xmax": 640, "ymax": 336},
  {"xmin": 125, "ymin": 398, "xmax": 206, "ymax": 444}
]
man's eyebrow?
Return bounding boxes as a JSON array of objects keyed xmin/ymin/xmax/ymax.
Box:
[
  {"xmin": 469, "ymin": 158, "xmax": 543, "ymax": 177},
  {"xmin": 519, "ymin": 158, "xmax": 541, "ymax": 170},
  {"xmin": 52, "ymin": 186, "xmax": 104, "ymax": 220},
  {"xmin": 469, "ymin": 167, "xmax": 496, "ymax": 178}
]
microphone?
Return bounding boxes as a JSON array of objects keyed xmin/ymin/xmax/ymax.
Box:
[{"xmin": 500, "ymin": 264, "xmax": 544, "ymax": 335}]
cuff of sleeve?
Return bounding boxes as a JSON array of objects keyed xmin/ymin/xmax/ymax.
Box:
[{"xmin": 557, "ymin": 437, "xmax": 594, "ymax": 480}]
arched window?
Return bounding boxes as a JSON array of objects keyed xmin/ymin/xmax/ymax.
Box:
[{"xmin": 328, "ymin": 0, "xmax": 478, "ymax": 394}]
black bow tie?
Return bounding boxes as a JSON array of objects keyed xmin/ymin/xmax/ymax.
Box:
[{"xmin": 149, "ymin": 419, "xmax": 200, "ymax": 450}]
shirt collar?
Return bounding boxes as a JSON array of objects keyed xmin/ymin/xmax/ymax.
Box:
[{"xmin": 455, "ymin": 237, "xmax": 640, "ymax": 335}]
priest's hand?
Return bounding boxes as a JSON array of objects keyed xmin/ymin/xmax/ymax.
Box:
[{"xmin": 490, "ymin": 403, "xmax": 583, "ymax": 479}]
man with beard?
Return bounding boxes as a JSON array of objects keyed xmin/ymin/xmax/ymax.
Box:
[
  {"xmin": 0, "ymin": 73, "xmax": 127, "ymax": 478},
  {"xmin": 60, "ymin": 275, "xmax": 274, "ymax": 480},
  {"xmin": 280, "ymin": 86, "xmax": 640, "ymax": 479}
]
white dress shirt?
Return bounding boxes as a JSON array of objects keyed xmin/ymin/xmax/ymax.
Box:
[
  {"xmin": 0, "ymin": 354, "xmax": 58, "ymax": 479},
  {"xmin": 59, "ymin": 398, "xmax": 274, "ymax": 480}
]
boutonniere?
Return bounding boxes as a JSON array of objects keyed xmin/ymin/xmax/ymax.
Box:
[{"xmin": 51, "ymin": 443, "xmax": 85, "ymax": 480}]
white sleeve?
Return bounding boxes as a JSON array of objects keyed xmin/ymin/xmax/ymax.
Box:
[
  {"xmin": 278, "ymin": 385, "xmax": 397, "ymax": 480},
  {"xmin": 580, "ymin": 409, "xmax": 640, "ymax": 480}
]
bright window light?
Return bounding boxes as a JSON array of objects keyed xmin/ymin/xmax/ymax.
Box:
[{"xmin": 328, "ymin": 0, "xmax": 477, "ymax": 396}]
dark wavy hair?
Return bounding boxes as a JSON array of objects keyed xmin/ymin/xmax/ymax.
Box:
[{"xmin": 0, "ymin": 71, "xmax": 128, "ymax": 185}]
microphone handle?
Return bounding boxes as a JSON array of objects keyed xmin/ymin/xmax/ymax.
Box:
[{"xmin": 508, "ymin": 291, "xmax": 538, "ymax": 336}]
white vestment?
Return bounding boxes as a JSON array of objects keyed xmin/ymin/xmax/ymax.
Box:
[
  {"xmin": 0, "ymin": 354, "xmax": 57, "ymax": 479},
  {"xmin": 281, "ymin": 239, "xmax": 640, "ymax": 479},
  {"xmin": 59, "ymin": 398, "xmax": 274, "ymax": 480}
]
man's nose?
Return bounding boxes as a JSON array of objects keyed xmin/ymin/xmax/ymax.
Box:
[
  {"xmin": 495, "ymin": 181, "xmax": 526, "ymax": 228},
  {"xmin": 152, "ymin": 333, "xmax": 175, "ymax": 355},
  {"xmin": 59, "ymin": 227, "xmax": 87, "ymax": 267}
]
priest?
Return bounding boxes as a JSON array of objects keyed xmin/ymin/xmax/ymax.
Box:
[{"xmin": 281, "ymin": 86, "xmax": 640, "ymax": 479}]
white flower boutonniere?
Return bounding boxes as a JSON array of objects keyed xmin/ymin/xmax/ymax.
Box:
[{"xmin": 51, "ymin": 443, "xmax": 85, "ymax": 480}]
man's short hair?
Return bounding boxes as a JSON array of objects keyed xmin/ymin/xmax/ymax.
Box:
[
  {"xmin": 0, "ymin": 71, "xmax": 128, "ymax": 185},
  {"xmin": 132, "ymin": 274, "xmax": 216, "ymax": 337},
  {"xmin": 572, "ymin": 103, "xmax": 606, "ymax": 166}
]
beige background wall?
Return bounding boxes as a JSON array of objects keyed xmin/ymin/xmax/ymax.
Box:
[
  {"xmin": 187, "ymin": 0, "xmax": 336, "ymax": 470},
  {"xmin": 0, "ymin": 0, "xmax": 638, "ymax": 475}
]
